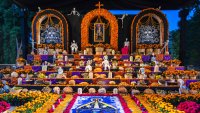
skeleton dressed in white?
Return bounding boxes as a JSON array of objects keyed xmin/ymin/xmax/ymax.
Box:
[
  {"xmin": 70, "ymin": 40, "xmax": 78, "ymax": 54},
  {"xmin": 102, "ymin": 55, "xmax": 111, "ymax": 71}
]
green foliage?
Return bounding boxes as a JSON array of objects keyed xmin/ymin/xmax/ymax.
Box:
[
  {"xmin": 170, "ymin": 3, "xmax": 200, "ymax": 66},
  {"xmin": 170, "ymin": 30, "xmax": 180, "ymax": 59},
  {"xmin": 0, "ymin": 0, "xmax": 21, "ymax": 64}
]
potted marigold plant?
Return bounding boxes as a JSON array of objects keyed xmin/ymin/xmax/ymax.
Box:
[
  {"xmin": 145, "ymin": 44, "xmax": 154, "ymax": 55},
  {"xmin": 136, "ymin": 44, "xmax": 145, "ymax": 54},
  {"xmin": 85, "ymin": 43, "xmax": 93, "ymax": 55},
  {"xmin": 47, "ymin": 44, "xmax": 55, "ymax": 55},
  {"xmin": 153, "ymin": 44, "xmax": 162, "ymax": 54},
  {"xmin": 16, "ymin": 57, "xmax": 26, "ymax": 67},
  {"xmin": 0, "ymin": 68, "xmax": 12, "ymax": 78},
  {"xmin": 55, "ymin": 43, "xmax": 63, "ymax": 53},
  {"xmin": 94, "ymin": 43, "xmax": 104, "ymax": 55},
  {"xmin": 37, "ymin": 44, "xmax": 45, "ymax": 55},
  {"xmin": 105, "ymin": 44, "xmax": 113, "ymax": 55}
]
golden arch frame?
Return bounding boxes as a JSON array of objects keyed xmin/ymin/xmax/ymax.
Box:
[
  {"xmin": 32, "ymin": 9, "xmax": 69, "ymax": 51},
  {"xmin": 131, "ymin": 8, "xmax": 169, "ymax": 53},
  {"xmin": 81, "ymin": 8, "xmax": 118, "ymax": 50}
]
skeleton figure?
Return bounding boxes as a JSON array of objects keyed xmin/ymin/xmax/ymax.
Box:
[
  {"xmin": 85, "ymin": 60, "xmax": 92, "ymax": 72},
  {"xmin": 68, "ymin": 8, "xmax": 80, "ymax": 16},
  {"xmin": 124, "ymin": 38, "xmax": 130, "ymax": 47},
  {"xmin": 177, "ymin": 78, "xmax": 185, "ymax": 94},
  {"xmin": 102, "ymin": 55, "xmax": 111, "ymax": 71},
  {"xmin": 70, "ymin": 40, "xmax": 78, "ymax": 54},
  {"xmin": 118, "ymin": 14, "xmax": 128, "ymax": 28}
]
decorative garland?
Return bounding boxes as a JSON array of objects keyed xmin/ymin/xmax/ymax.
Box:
[{"xmin": 81, "ymin": 8, "xmax": 118, "ymax": 50}]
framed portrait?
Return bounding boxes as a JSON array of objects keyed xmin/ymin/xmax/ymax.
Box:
[{"xmin": 94, "ymin": 23, "xmax": 105, "ymax": 42}]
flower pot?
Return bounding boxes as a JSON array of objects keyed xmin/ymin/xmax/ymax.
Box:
[
  {"xmin": 48, "ymin": 49, "xmax": 54, "ymax": 55},
  {"xmin": 137, "ymin": 49, "xmax": 145, "ymax": 54},
  {"xmin": 3, "ymin": 74, "xmax": 10, "ymax": 79},
  {"xmin": 154, "ymin": 49, "xmax": 161, "ymax": 54},
  {"xmin": 166, "ymin": 76, "xmax": 173, "ymax": 79},
  {"xmin": 28, "ymin": 74, "xmax": 34, "ymax": 78},
  {"xmin": 106, "ymin": 49, "xmax": 112, "ymax": 55},
  {"xmin": 95, "ymin": 47, "xmax": 104, "ymax": 55},
  {"xmin": 38, "ymin": 48, "xmax": 44, "ymax": 55},
  {"xmin": 86, "ymin": 48, "xmax": 93, "ymax": 55},
  {"xmin": 146, "ymin": 48, "xmax": 153, "ymax": 55},
  {"xmin": 56, "ymin": 49, "xmax": 63, "ymax": 54},
  {"xmin": 17, "ymin": 62, "xmax": 25, "ymax": 67},
  {"xmin": 190, "ymin": 76, "xmax": 196, "ymax": 80}
]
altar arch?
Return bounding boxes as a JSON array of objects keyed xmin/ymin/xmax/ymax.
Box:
[
  {"xmin": 32, "ymin": 9, "xmax": 69, "ymax": 51},
  {"xmin": 81, "ymin": 8, "xmax": 118, "ymax": 50},
  {"xmin": 131, "ymin": 8, "xmax": 169, "ymax": 53}
]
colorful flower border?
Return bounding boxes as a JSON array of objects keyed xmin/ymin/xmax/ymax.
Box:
[{"xmin": 63, "ymin": 94, "xmax": 131, "ymax": 113}]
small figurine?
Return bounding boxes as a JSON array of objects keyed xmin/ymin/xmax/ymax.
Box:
[
  {"xmin": 43, "ymin": 47, "xmax": 49, "ymax": 55},
  {"xmin": 70, "ymin": 40, "xmax": 78, "ymax": 54},
  {"xmin": 85, "ymin": 60, "xmax": 92, "ymax": 72},
  {"xmin": 177, "ymin": 78, "xmax": 186, "ymax": 94},
  {"xmin": 154, "ymin": 61, "xmax": 160, "ymax": 73},
  {"xmin": 138, "ymin": 64, "xmax": 147, "ymax": 79},
  {"xmin": 58, "ymin": 67, "xmax": 64, "ymax": 74},
  {"xmin": 151, "ymin": 53, "xmax": 156, "ymax": 62},
  {"xmin": 124, "ymin": 38, "xmax": 130, "ymax": 47},
  {"xmin": 130, "ymin": 56, "xmax": 133, "ymax": 62},
  {"xmin": 78, "ymin": 88, "xmax": 82, "ymax": 94},
  {"xmin": 111, "ymin": 50, "xmax": 115, "ymax": 55},
  {"xmin": 68, "ymin": 8, "xmax": 80, "ymax": 16},
  {"xmin": 102, "ymin": 55, "xmax": 111, "ymax": 71}
]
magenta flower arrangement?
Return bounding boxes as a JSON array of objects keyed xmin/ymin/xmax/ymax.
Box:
[
  {"xmin": 0, "ymin": 101, "xmax": 10, "ymax": 112},
  {"xmin": 177, "ymin": 101, "xmax": 200, "ymax": 113}
]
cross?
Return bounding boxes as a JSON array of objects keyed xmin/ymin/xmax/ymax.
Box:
[{"xmin": 95, "ymin": 1, "xmax": 103, "ymax": 10}]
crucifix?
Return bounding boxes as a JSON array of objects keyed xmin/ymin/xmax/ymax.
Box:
[{"xmin": 95, "ymin": 1, "xmax": 104, "ymax": 14}]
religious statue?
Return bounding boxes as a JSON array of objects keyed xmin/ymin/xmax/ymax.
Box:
[
  {"xmin": 102, "ymin": 55, "xmax": 111, "ymax": 71},
  {"xmin": 68, "ymin": 8, "xmax": 80, "ymax": 16},
  {"xmin": 94, "ymin": 23, "xmax": 104, "ymax": 42},
  {"xmin": 70, "ymin": 40, "xmax": 78, "ymax": 54},
  {"xmin": 85, "ymin": 60, "xmax": 92, "ymax": 72}
]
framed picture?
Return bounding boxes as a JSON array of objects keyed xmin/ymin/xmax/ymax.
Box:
[{"xmin": 94, "ymin": 23, "xmax": 105, "ymax": 42}]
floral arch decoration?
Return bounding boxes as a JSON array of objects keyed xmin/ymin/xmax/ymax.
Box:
[
  {"xmin": 32, "ymin": 9, "xmax": 69, "ymax": 51},
  {"xmin": 131, "ymin": 8, "xmax": 169, "ymax": 53},
  {"xmin": 81, "ymin": 8, "xmax": 118, "ymax": 50}
]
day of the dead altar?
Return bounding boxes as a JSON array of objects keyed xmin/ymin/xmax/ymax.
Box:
[{"xmin": 0, "ymin": 1, "xmax": 200, "ymax": 113}]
